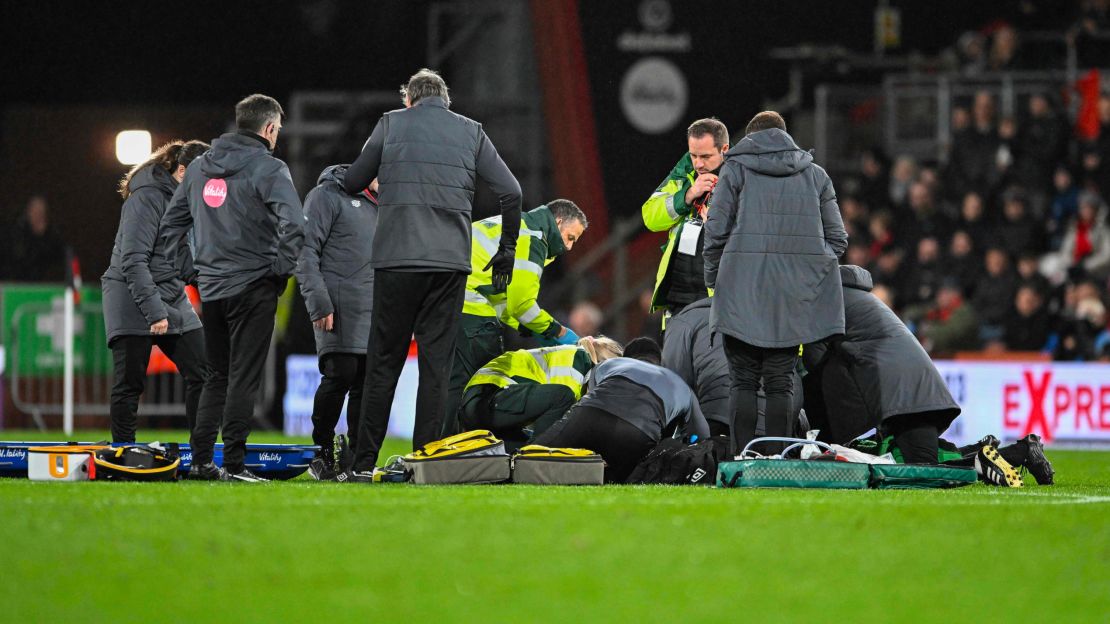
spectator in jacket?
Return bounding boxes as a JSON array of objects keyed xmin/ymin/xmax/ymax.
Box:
[
  {"xmin": 919, "ymin": 280, "xmax": 980, "ymax": 355},
  {"xmin": 295, "ymin": 165, "xmax": 379, "ymax": 478},
  {"xmin": 535, "ymin": 338, "xmax": 710, "ymax": 483},
  {"xmin": 703, "ymin": 111, "xmax": 847, "ymax": 454},
  {"xmin": 972, "ymin": 247, "xmax": 1019, "ymax": 341},
  {"xmin": 162, "ymin": 93, "xmax": 305, "ymax": 482},
  {"xmin": 102, "ymin": 140, "xmax": 211, "ymax": 443},
  {"xmin": 1048, "ymin": 165, "xmax": 1081, "ymax": 250},
  {"xmin": 3, "ymin": 195, "xmax": 66, "ymax": 282},
  {"xmin": 1003, "ymin": 284, "xmax": 1052, "ymax": 352},
  {"xmin": 902, "ymin": 236, "xmax": 944, "ymax": 309},
  {"xmin": 943, "ymin": 230, "xmax": 980, "ymax": 295},
  {"xmin": 947, "ymin": 91, "xmax": 999, "ymax": 198},
  {"xmin": 957, "ymin": 191, "xmax": 992, "ymax": 251},
  {"xmin": 1016, "ymin": 94, "xmax": 1065, "ymax": 193},
  {"xmin": 995, "ymin": 190, "xmax": 1042, "ymax": 258},
  {"xmin": 1056, "ymin": 193, "xmax": 1110, "ymax": 281},
  {"xmin": 896, "ymin": 182, "xmax": 954, "ymax": 250},
  {"xmin": 341, "ymin": 69, "xmax": 523, "ymax": 480},
  {"xmin": 444, "ymin": 201, "xmax": 587, "ymax": 436}
]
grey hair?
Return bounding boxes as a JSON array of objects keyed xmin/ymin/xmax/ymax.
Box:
[
  {"xmin": 547, "ymin": 199, "xmax": 588, "ymax": 229},
  {"xmin": 400, "ymin": 68, "xmax": 450, "ymax": 107}
]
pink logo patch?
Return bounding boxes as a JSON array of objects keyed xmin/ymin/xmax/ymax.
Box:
[{"xmin": 202, "ymin": 178, "xmax": 227, "ymax": 208}]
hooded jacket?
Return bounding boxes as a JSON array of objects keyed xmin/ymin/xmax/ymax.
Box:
[
  {"xmin": 161, "ymin": 132, "xmax": 304, "ymax": 301},
  {"xmin": 703, "ymin": 128, "xmax": 847, "ymax": 348},
  {"xmin": 102, "ymin": 164, "xmax": 202, "ymax": 343},
  {"xmin": 802, "ymin": 265, "xmax": 960, "ymax": 443},
  {"xmin": 578, "ymin": 357, "xmax": 711, "ymax": 442},
  {"xmin": 662, "ymin": 297, "xmax": 805, "ymax": 431},
  {"xmin": 343, "ymin": 96, "xmax": 522, "ymax": 273},
  {"xmin": 295, "ymin": 165, "xmax": 378, "ymax": 355}
]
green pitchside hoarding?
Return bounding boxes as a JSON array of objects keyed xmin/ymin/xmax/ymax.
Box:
[{"xmin": 1, "ymin": 284, "xmax": 110, "ymax": 377}]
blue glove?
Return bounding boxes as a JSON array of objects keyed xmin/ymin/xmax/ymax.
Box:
[{"xmin": 555, "ymin": 327, "xmax": 580, "ymax": 345}]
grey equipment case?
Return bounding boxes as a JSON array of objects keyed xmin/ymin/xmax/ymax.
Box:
[
  {"xmin": 402, "ymin": 430, "xmax": 511, "ymax": 485},
  {"xmin": 511, "ymin": 445, "xmax": 605, "ymax": 485}
]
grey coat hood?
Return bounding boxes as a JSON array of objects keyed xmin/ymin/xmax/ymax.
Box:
[
  {"xmin": 317, "ymin": 164, "xmax": 347, "ymax": 186},
  {"xmin": 128, "ymin": 164, "xmax": 177, "ymax": 196},
  {"xmin": 726, "ymin": 129, "xmax": 814, "ymax": 177},
  {"xmin": 839, "ymin": 265, "xmax": 874, "ymax": 292},
  {"xmin": 199, "ymin": 133, "xmax": 268, "ymax": 179}
]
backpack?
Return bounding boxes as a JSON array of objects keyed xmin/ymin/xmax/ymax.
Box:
[{"xmin": 625, "ymin": 436, "xmax": 730, "ymax": 485}]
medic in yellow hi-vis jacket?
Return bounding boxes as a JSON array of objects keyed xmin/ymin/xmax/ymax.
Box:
[
  {"xmin": 458, "ymin": 337, "xmax": 622, "ymax": 449},
  {"xmin": 443, "ymin": 200, "xmax": 589, "ymax": 436},
  {"xmin": 642, "ymin": 118, "xmax": 729, "ymax": 327}
]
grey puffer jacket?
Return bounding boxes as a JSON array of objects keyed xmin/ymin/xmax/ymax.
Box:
[
  {"xmin": 161, "ymin": 132, "xmax": 304, "ymax": 301},
  {"xmin": 802, "ymin": 265, "xmax": 961, "ymax": 443},
  {"xmin": 102, "ymin": 164, "xmax": 202, "ymax": 343},
  {"xmin": 704, "ymin": 128, "xmax": 847, "ymax": 348},
  {"xmin": 343, "ymin": 96, "xmax": 522, "ymax": 273},
  {"xmin": 295, "ymin": 165, "xmax": 378, "ymax": 355}
]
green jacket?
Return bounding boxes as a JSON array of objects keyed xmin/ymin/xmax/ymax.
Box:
[
  {"xmin": 641, "ymin": 153, "xmax": 711, "ymax": 312},
  {"xmin": 463, "ymin": 205, "xmax": 567, "ymax": 338}
]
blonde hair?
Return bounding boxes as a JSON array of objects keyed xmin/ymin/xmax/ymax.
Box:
[{"xmin": 578, "ymin": 335, "xmax": 623, "ymax": 364}]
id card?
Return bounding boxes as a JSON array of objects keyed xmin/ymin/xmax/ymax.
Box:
[{"xmin": 677, "ymin": 221, "xmax": 702, "ymax": 255}]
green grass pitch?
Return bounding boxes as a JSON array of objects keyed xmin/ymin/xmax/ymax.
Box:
[{"xmin": 2, "ymin": 430, "xmax": 1108, "ymax": 622}]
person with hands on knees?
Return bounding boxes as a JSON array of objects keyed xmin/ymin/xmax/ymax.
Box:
[
  {"xmin": 102, "ymin": 140, "xmax": 211, "ymax": 444},
  {"xmin": 443, "ymin": 200, "xmax": 589, "ymax": 434},
  {"xmin": 339, "ymin": 69, "xmax": 523, "ymax": 481},
  {"xmin": 295, "ymin": 165, "xmax": 379, "ymax": 479}
]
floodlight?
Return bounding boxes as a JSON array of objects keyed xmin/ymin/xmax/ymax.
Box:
[{"xmin": 116, "ymin": 130, "xmax": 152, "ymax": 165}]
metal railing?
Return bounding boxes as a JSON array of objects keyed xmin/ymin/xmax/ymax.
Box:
[{"xmin": 4, "ymin": 287, "xmax": 277, "ymax": 432}]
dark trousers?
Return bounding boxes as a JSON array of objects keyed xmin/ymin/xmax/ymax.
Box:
[
  {"xmin": 109, "ymin": 329, "xmax": 208, "ymax": 443},
  {"xmin": 312, "ymin": 353, "xmax": 366, "ymax": 456},
  {"xmin": 353, "ymin": 270, "xmax": 466, "ymax": 471},
  {"xmin": 459, "ymin": 383, "xmax": 577, "ymax": 450},
  {"xmin": 443, "ymin": 314, "xmax": 504, "ymax": 436},
  {"xmin": 535, "ymin": 404, "xmax": 655, "ymax": 483},
  {"xmin": 883, "ymin": 412, "xmax": 952, "ymax": 465},
  {"xmin": 192, "ymin": 279, "xmax": 279, "ymax": 471},
  {"xmin": 724, "ymin": 335, "xmax": 799, "ymax": 455}
]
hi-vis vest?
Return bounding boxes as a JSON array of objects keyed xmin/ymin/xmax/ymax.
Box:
[
  {"xmin": 465, "ymin": 345, "xmax": 592, "ymax": 399},
  {"xmin": 463, "ymin": 206, "xmax": 563, "ymax": 336},
  {"xmin": 642, "ymin": 153, "xmax": 713, "ymax": 313}
]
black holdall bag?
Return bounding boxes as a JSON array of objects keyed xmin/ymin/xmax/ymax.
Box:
[
  {"xmin": 91, "ymin": 445, "xmax": 180, "ymax": 481},
  {"xmin": 626, "ymin": 435, "xmax": 730, "ymax": 485}
]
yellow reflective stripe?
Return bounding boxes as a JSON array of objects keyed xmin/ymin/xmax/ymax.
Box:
[
  {"xmin": 663, "ymin": 194, "xmax": 680, "ymax": 221},
  {"xmin": 464, "ymin": 290, "xmax": 489, "ymax": 305},
  {"xmin": 472, "ymin": 227, "xmax": 499, "ymax": 256},
  {"xmin": 520, "ymin": 226, "xmax": 543, "ymax": 238},
  {"xmin": 514, "ymin": 259, "xmax": 542, "ymax": 276},
  {"xmin": 531, "ymin": 351, "xmax": 549, "ymax": 374}
]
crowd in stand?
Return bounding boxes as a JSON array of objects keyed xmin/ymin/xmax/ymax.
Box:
[{"xmin": 839, "ymin": 87, "xmax": 1110, "ymax": 361}]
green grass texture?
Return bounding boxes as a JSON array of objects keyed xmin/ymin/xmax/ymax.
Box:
[{"xmin": 2, "ymin": 430, "xmax": 1108, "ymax": 622}]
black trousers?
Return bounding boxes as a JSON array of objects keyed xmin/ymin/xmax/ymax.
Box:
[
  {"xmin": 353, "ymin": 270, "xmax": 466, "ymax": 471},
  {"xmin": 109, "ymin": 329, "xmax": 208, "ymax": 443},
  {"xmin": 192, "ymin": 279, "xmax": 279, "ymax": 471},
  {"xmin": 443, "ymin": 314, "xmax": 504, "ymax": 436},
  {"xmin": 534, "ymin": 404, "xmax": 655, "ymax": 483},
  {"xmin": 459, "ymin": 382, "xmax": 577, "ymax": 450},
  {"xmin": 312, "ymin": 353, "xmax": 365, "ymax": 455},
  {"xmin": 724, "ymin": 335, "xmax": 799, "ymax": 455},
  {"xmin": 882, "ymin": 411, "xmax": 952, "ymax": 465}
]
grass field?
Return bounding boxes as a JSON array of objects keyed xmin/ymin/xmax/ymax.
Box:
[{"xmin": 2, "ymin": 430, "xmax": 1108, "ymax": 623}]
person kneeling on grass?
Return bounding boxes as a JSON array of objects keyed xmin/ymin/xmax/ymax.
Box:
[
  {"xmin": 458, "ymin": 336, "xmax": 623, "ymax": 450},
  {"xmin": 803, "ymin": 265, "xmax": 1053, "ymax": 487},
  {"xmin": 534, "ymin": 337, "xmax": 710, "ymax": 483}
]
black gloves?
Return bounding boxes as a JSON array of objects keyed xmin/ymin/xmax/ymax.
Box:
[{"xmin": 483, "ymin": 248, "xmax": 515, "ymax": 293}]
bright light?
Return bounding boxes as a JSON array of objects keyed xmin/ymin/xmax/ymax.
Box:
[{"xmin": 115, "ymin": 130, "xmax": 152, "ymax": 165}]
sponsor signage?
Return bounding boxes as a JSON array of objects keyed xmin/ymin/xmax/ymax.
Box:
[
  {"xmin": 283, "ymin": 354, "xmax": 417, "ymax": 440},
  {"xmin": 934, "ymin": 361, "xmax": 1110, "ymax": 448}
]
